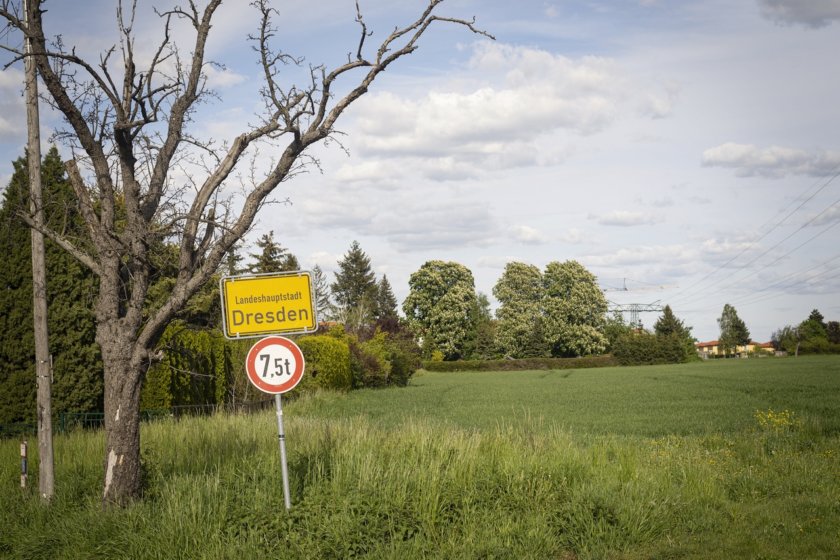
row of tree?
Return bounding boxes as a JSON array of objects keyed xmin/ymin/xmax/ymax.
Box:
[
  {"xmin": 0, "ymin": 150, "xmax": 705, "ymax": 427},
  {"xmin": 772, "ymin": 309, "xmax": 840, "ymax": 355},
  {"xmin": 140, "ymin": 239, "xmax": 411, "ymax": 412},
  {"xmin": 0, "ymin": 154, "xmax": 681, "ymax": 426},
  {"xmin": 607, "ymin": 305, "xmax": 698, "ymax": 365},
  {"xmin": 6, "ymin": 151, "xmax": 834, "ymax": 429},
  {"xmin": 0, "ymin": 151, "xmax": 411, "ymax": 426}
]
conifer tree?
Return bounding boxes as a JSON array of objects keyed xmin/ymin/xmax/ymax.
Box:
[
  {"xmin": 248, "ymin": 231, "xmax": 298, "ymax": 273},
  {"xmin": 311, "ymin": 265, "xmax": 332, "ymax": 321},
  {"xmin": 461, "ymin": 292, "xmax": 497, "ymax": 360},
  {"xmin": 799, "ymin": 309, "xmax": 828, "ymax": 340},
  {"xmin": 376, "ymin": 275, "xmax": 399, "ymax": 320},
  {"xmin": 0, "ymin": 156, "xmax": 36, "ymax": 425},
  {"xmin": 222, "ymin": 242, "xmax": 245, "ymax": 276},
  {"xmin": 718, "ymin": 303, "xmax": 750, "ymax": 355},
  {"xmin": 283, "ymin": 253, "xmax": 301, "ymax": 272},
  {"xmin": 654, "ymin": 305, "xmax": 690, "ymax": 338},
  {"xmin": 331, "ymin": 240, "xmax": 377, "ymax": 312},
  {"xmin": 0, "ymin": 148, "xmax": 102, "ymax": 426},
  {"xmin": 653, "ymin": 304, "xmax": 696, "ymax": 362}
]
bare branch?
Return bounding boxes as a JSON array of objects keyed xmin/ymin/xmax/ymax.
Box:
[
  {"xmin": 354, "ymin": 0, "xmax": 373, "ymax": 61},
  {"xmin": 63, "ymin": 158, "xmax": 103, "ymax": 243},
  {"xmin": 312, "ymin": 1, "xmax": 492, "ymax": 139},
  {"xmin": 143, "ymin": 0, "xmax": 223, "ymax": 221}
]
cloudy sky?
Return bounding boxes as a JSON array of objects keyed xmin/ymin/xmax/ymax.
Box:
[{"xmin": 2, "ymin": 0, "xmax": 839, "ymax": 341}]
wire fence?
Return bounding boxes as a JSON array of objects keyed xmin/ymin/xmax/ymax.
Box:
[{"xmin": 0, "ymin": 399, "xmax": 274, "ymax": 440}]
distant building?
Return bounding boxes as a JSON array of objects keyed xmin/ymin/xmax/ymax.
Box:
[{"xmin": 695, "ymin": 340, "xmax": 773, "ymax": 359}]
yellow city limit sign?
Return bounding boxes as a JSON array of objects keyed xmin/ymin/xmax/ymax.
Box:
[{"xmin": 220, "ymin": 271, "xmax": 318, "ymax": 339}]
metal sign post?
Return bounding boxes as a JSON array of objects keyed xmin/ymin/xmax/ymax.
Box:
[{"xmin": 274, "ymin": 394, "xmax": 292, "ymax": 510}]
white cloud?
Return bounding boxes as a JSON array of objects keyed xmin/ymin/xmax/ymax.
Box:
[
  {"xmin": 590, "ymin": 210, "xmax": 663, "ymax": 227},
  {"xmin": 305, "ymin": 250, "xmax": 343, "ymax": 271},
  {"xmin": 758, "ymin": 0, "xmax": 840, "ymax": 28},
  {"xmin": 0, "ymin": 115, "xmax": 21, "ymax": 140},
  {"xmin": 367, "ymin": 202, "xmax": 499, "ymax": 251},
  {"xmin": 294, "ymin": 183, "xmax": 500, "ymax": 252},
  {"xmin": 476, "ymin": 255, "xmax": 519, "ymax": 269},
  {"xmin": 638, "ymin": 81, "xmax": 680, "ymax": 119},
  {"xmin": 701, "ymin": 142, "xmax": 840, "ymax": 177},
  {"xmin": 584, "ymin": 245, "xmax": 694, "ymax": 267},
  {"xmin": 204, "ymin": 65, "xmax": 247, "ymax": 89},
  {"xmin": 0, "ymin": 67, "xmax": 23, "ymax": 90},
  {"xmin": 807, "ymin": 205, "xmax": 840, "ymax": 227},
  {"xmin": 510, "ymin": 225, "xmax": 548, "ymax": 245},
  {"xmin": 333, "ymin": 160, "xmax": 400, "ymax": 188},
  {"xmin": 651, "ymin": 196, "xmax": 675, "ymax": 208},
  {"xmin": 698, "ymin": 238, "xmax": 757, "ymax": 263},
  {"xmin": 687, "ymin": 195, "xmax": 713, "ymax": 205},
  {"xmin": 347, "ymin": 42, "xmax": 653, "ymax": 181},
  {"xmin": 299, "ymin": 194, "xmax": 379, "ymax": 230},
  {"xmin": 637, "ymin": 194, "xmax": 675, "ymax": 208},
  {"xmin": 559, "ymin": 228, "xmax": 585, "ymax": 244}
]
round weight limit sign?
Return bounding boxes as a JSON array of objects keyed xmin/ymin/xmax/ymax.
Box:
[{"xmin": 245, "ymin": 336, "xmax": 305, "ymax": 394}]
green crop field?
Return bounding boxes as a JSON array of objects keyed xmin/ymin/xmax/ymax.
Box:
[{"xmin": 2, "ymin": 356, "xmax": 839, "ymax": 559}]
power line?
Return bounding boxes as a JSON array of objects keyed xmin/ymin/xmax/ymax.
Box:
[
  {"xmin": 672, "ymin": 192, "xmax": 840, "ymax": 308},
  {"xmin": 728, "ymin": 253, "xmax": 840, "ymax": 309},
  {"xmin": 676, "ymin": 215, "xmax": 840, "ymax": 309},
  {"xmin": 669, "ymin": 169, "xmax": 840, "ymax": 305}
]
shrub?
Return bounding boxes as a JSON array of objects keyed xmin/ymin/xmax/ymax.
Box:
[
  {"xmin": 798, "ymin": 338, "xmax": 840, "ymax": 355},
  {"xmin": 324, "ymin": 324, "xmax": 422, "ymax": 389},
  {"xmin": 297, "ymin": 335, "xmax": 353, "ymax": 391},
  {"xmin": 350, "ymin": 334, "xmax": 391, "ymax": 388},
  {"xmin": 612, "ymin": 331, "xmax": 694, "ymax": 366},
  {"xmin": 383, "ymin": 334, "xmax": 422, "ymax": 387}
]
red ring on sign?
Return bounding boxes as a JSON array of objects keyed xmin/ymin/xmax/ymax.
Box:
[{"xmin": 245, "ymin": 336, "xmax": 305, "ymax": 394}]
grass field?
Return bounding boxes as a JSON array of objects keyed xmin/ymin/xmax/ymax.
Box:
[{"xmin": 2, "ymin": 356, "xmax": 839, "ymax": 559}]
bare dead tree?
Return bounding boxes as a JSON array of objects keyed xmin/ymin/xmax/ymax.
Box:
[{"xmin": 0, "ymin": 0, "xmax": 492, "ymax": 506}]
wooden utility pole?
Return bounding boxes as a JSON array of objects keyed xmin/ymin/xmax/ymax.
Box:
[{"xmin": 24, "ymin": 0, "xmax": 55, "ymax": 502}]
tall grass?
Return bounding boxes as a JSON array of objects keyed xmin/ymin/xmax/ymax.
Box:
[{"xmin": 2, "ymin": 356, "xmax": 839, "ymax": 559}]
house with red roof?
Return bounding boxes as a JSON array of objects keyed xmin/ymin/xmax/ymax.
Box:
[{"xmin": 695, "ymin": 340, "xmax": 774, "ymax": 358}]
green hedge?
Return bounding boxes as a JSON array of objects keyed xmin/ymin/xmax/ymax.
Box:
[
  {"xmin": 297, "ymin": 335, "xmax": 353, "ymax": 391},
  {"xmin": 421, "ymin": 355, "xmax": 618, "ymax": 372},
  {"xmin": 142, "ymin": 321, "xmax": 233, "ymax": 410}
]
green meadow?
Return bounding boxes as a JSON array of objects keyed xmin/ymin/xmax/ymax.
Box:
[{"xmin": 2, "ymin": 356, "xmax": 839, "ymax": 559}]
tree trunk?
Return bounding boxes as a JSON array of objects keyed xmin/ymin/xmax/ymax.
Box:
[{"xmin": 99, "ymin": 326, "xmax": 144, "ymax": 506}]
